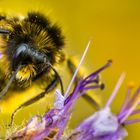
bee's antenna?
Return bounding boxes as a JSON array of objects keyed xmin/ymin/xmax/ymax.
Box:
[
  {"xmin": 0, "ymin": 65, "xmax": 21, "ymax": 99},
  {"xmin": 47, "ymin": 63, "xmax": 64, "ymax": 95},
  {"xmin": 0, "ymin": 29, "xmax": 10, "ymax": 34}
]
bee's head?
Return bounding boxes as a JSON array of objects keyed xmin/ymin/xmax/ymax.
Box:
[
  {"xmin": 0, "ymin": 11, "xmax": 65, "ymax": 98},
  {"xmin": 0, "ymin": 42, "xmax": 64, "ymax": 98},
  {"xmin": 12, "ymin": 43, "xmax": 51, "ymax": 86},
  {"xmin": 15, "ymin": 43, "xmax": 47, "ymax": 65}
]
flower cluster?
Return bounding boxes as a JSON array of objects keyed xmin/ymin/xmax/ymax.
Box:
[
  {"xmin": 7, "ymin": 41, "xmax": 140, "ymax": 140},
  {"xmin": 8, "ymin": 61, "xmax": 111, "ymax": 140},
  {"xmin": 67, "ymin": 74, "xmax": 140, "ymax": 140}
]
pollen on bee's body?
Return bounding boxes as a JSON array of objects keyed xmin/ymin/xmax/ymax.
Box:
[{"xmin": 16, "ymin": 64, "xmax": 37, "ymax": 82}]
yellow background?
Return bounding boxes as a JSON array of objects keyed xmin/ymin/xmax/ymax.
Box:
[{"xmin": 0, "ymin": 0, "xmax": 140, "ymax": 139}]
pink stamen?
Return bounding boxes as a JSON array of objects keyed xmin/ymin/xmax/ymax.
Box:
[
  {"xmin": 119, "ymin": 88, "xmax": 131, "ymax": 114},
  {"xmin": 124, "ymin": 118, "xmax": 140, "ymax": 125},
  {"xmin": 105, "ymin": 73, "xmax": 125, "ymax": 108},
  {"xmin": 118, "ymin": 87, "xmax": 140, "ymax": 119},
  {"xmin": 120, "ymin": 98, "xmax": 140, "ymax": 123},
  {"xmin": 126, "ymin": 87, "xmax": 140, "ymax": 108},
  {"xmin": 118, "ymin": 108, "xmax": 140, "ymax": 120},
  {"xmin": 130, "ymin": 109, "xmax": 140, "ymax": 116},
  {"xmin": 64, "ymin": 40, "xmax": 91, "ymax": 98}
]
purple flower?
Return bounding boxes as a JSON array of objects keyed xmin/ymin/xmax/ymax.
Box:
[
  {"xmin": 67, "ymin": 73, "xmax": 140, "ymax": 140},
  {"xmin": 7, "ymin": 41, "xmax": 111, "ymax": 140}
]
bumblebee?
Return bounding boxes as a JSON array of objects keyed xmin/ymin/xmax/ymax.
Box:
[
  {"xmin": 0, "ymin": 11, "xmax": 65, "ymax": 125},
  {"xmin": 0, "ymin": 11, "xmax": 101, "ymax": 126}
]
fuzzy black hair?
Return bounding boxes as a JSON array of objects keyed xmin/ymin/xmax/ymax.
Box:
[
  {"xmin": 48, "ymin": 24, "xmax": 65, "ymax": 48},
  {"xmin": 0, "ymin": 11, "xmax": 65, "ymax": 86},
  {"xmin": 25, "ymin": 12, "xmax": 51, "ymax": 29}
]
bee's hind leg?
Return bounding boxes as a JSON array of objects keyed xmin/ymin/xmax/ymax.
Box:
[
  {"xmin": 67, "ymin": 58, "xmax": 101, "ymax": 110},
  {"xmin": 9, "ymin": 75, "xmax": 59, "ymax": 127}
]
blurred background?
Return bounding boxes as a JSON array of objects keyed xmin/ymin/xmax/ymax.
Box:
[{"xmin": 0, "ymin": 0, "xmax": 140, "ymax": 139}]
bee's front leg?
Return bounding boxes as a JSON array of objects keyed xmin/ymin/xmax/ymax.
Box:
[{"xmin": 9, "ymin": 74, "xmax": 59, "ymax": 127}]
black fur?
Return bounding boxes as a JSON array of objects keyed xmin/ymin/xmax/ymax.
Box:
[
  {"xmin": 0, "ymin": 12, "xmax": 65, "ymax": 124},
  {"xmin": 5, "ymin": 12, "xmax": 65, "ymax": 78},
  {"xmin": 25, "ymin": 12, "xmax": 51, "ymax": 29}
]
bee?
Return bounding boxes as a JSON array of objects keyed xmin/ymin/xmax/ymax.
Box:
[
  {"xmin": 0, "ymin": 11, "xmax": 65, "ymax": 125},
  {"xmin": 0, "ymin": 11, "xmax": 102, "ymax": 127}
]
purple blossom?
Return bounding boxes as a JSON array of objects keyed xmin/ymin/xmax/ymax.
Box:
[
  {"xmin": 6, "ymin": 38, "xmax": 140, "ymax": 140},
  {"xmin": 67, "ymin": 73, "xmax": 140, "ymax": 140},
  {"xmin": 7, "ymin": 41, "xmax": 111, "ymax": 140}
]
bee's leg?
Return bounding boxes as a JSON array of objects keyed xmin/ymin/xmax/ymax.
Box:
[
  {"xmin": 9, "ymin": 75, "xmax": 59, "ymax": 127},
  {"xmin": 67, "ymin": 59, "xmax": 100, "ymax": 110}
]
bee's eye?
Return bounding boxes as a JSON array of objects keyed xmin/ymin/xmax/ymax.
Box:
[
  {"xmin": 16, "ymin": 43, "xmax": 28, "ymax": 58},
  {"xmin": 15, "ymin": 43, "xmax": 47, "ymax": 65}
]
